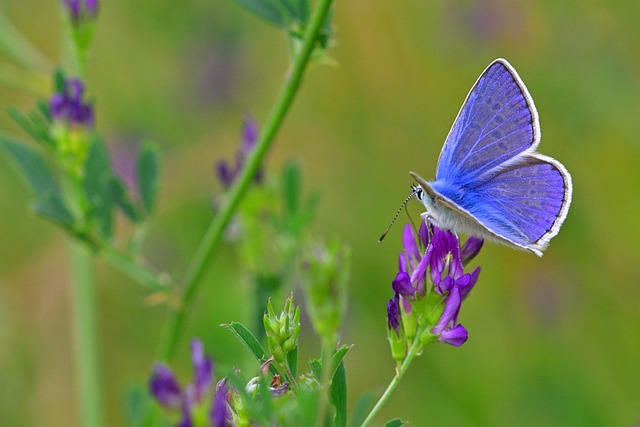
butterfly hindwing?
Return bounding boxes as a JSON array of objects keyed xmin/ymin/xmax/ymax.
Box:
[{"xmin": 433, "ymin": 155, "xmax": 571, "ymax": 253}]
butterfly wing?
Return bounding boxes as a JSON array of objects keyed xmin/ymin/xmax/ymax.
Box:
[
  {"xmin": 429, "ymin": 155, "xmax": 572, "ymax": 255},
  {"xmin": 436, "ymin": 59, "xmax": 540, "ymax": 183},
  {"xmin": 419, "ymin": 58, "xmax": 572, "ymax": 255}
]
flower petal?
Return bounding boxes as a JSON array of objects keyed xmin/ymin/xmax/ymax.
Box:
[
  {"xmin": 461, "ymin": 237, "xmax": 484, "ymax": 265},
  {"xmin": 191, "ymin": 339, "xmax": 213, "ymax": 402},
  {"xmin": 438, "ymin": 324, "xmax": 468, "ymax": 346},
  {"xmin": 402, "ymin": 224, "xmax": 420, "ymax": 262},
  {"xmin": 460, "ymin": 266, "xmax": 481, "ymax": 299},
  {"xmin": 210, "ymin": 380, "xmax": 232, "ymax": 427},
  {"xmin": 149, "ymin": 363, "xmax": 182, "ymax": 409},
  {"xmin": 392, "ymin": 272, "xmax": 415, "ymax": 298},
  {"xmin": 418, "ymin": 221, "xmax": 430, "ymax": 248},
  {"xmin": 386, "ymin": 294, "xmax": 401, "ymax": 334},
  {"xmin": 431, "ymin": 286, "xmax": 461, "ymax": 334}
]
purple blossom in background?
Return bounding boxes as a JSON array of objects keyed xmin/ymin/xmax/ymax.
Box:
[
  {"xmin": 62, "ymin": 0, "xmax": 99, "ymax": 24},
  {"xmin": 216, "ymin": 116, "xmax": 263, "ymax": 189},
  {"xmin": 49, "ymin": 78, "xmax": 94, "ymax": 129},
  {"xmin": 386, "ymin": 223, "xmax": 482, "ymax": 347},
  {"xmin": 149, "ymin": 339, "xmax": 231, "ymax": 427},
  {"xmin": 149, "ymin": 364, "xmax": 182, "ymax": 410}
]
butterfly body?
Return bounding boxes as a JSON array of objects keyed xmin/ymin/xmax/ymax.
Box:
[{"xmin": 412, "ymin": 59, "xmax": 572, "ymax": 256}]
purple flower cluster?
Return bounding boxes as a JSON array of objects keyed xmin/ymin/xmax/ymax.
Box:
[
  {"xmin": 387, "ymin": 223, "xmax": 483, "ymax": 347},
  {"xmin": 49, "ymin": 78, "xmax": 94, "ymax": 130},
  {"xmin": 149, "ymin": 340, "xmax": 231, "ymax": 427},
  {"xmin": 63, "ymin": 0, "xmax": 99, "ymax": 24},
  {"xmin": 216, "ymin": 116, "xmax": 263, "ymax": 188}
]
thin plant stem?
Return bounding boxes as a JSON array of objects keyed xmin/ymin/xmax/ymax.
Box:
[
  {"xmin": 360, "ymin": 334, "xmax": 425, "ymax": 427},
  {"xmin": 63, "ymin": 19, "xmax": 103, "ymax": 423},
  {"xmin": 156, "ymin": 0, "xmax": 335, "ymax": 362},
  {"xmin": 70, "ymin": 242, "xmax": 103, "ymax": 427}
]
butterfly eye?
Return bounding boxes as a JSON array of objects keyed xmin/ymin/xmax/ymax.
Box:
[{"xmin": 411, "ymin": 185, "xmax": 423, "ymax": 200}]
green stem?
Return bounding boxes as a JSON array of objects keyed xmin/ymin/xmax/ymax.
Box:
[
  {"xmin": 360, "ymin": 335, "xmax": 424, "ymax": 427},
  {"xmin": 156, "ymin": 0, "xmax": 335, "ymax": 362},
  {"xmin": 100, "ymin": 243, "xmax": 171, "ymax": 289},
  {"xmin": 70, "ymin": 242, "xmax": 103, "ymax": 427}
]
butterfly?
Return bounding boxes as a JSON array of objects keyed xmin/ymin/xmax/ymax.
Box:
[{"xmin": 410, "ymin": 58, "xmax": 572, "ymax": 256}]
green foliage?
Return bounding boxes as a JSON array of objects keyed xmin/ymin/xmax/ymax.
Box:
[
  {"xmin": 137, "ymin": 142, "xmax": 160, "ymax": 217},
  {"xmin": 222, "ymin": 321, "xmax": 270, "ymax": 364},
  {"xmin": 330, "ymin": 360, "xmax": 347, "ymax": 427},
  {"xmin": 0, "ymin": 136, "xmax": 76, "ymax": 229},
  {"xmin": 231, "ymin": 0, "xmax": 333, "ymax": 60},
  {"xmin": 301, "ymin": 240, "xmax": 350, "ymax": 344}
]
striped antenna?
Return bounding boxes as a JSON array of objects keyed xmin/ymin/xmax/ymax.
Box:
[{"xmin": 378, "ymin": 187, "xmax": 420, "ymax": 243}]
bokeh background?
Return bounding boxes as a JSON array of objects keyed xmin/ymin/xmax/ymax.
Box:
[{"xmin": 1, "ymin": 0, "xmax": 639, "ymax": 426}]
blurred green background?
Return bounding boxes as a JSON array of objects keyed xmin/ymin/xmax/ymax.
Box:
[{"xmin": 1, "ymin": 0, "xmax": 639, "ymax": 426}]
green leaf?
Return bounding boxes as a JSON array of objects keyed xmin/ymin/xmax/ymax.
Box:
[
  {"xmin": 7, "ymin": 108, "xmax": 52, "ymax": 147},
  {"xmin": 83, "ymin": 137, "xmax": 115, "ymax": 237},
  {"xmin": 109, "ymin": 177, "xmax": 140, "ymax": 222},
  {"xmin": 53, "ymin": 68, "xmax": 66, "ymax": 93},
  {"xmin": 223, "ymin": 322, "xmax": 269, "ymax": 363},
  {"xmin": 309, "ymin": 358, "xmax": 322, "ymax": 380},
  {"xmin": 330, "ymin": 360, "xmax": 347, "ymax": 427},
  {"xmin": 309, "ymin": 345, "xmax": 351, "ymax": 383},
  {"xmin": 330, "ymin": 344, "xmax": 351, "ymax": 381},
  {"xmin": 348, "ymin": 392, "xmax": 374, "ymax": 427},
  {"xmin": 286, "ymin": 345, "xmax": 298, "ymax": 378},
  {"xmin": 123, "ymin": 385, "xmax": 150, "ymax": 427},
  {"xmin": 0, "ymin": 137, "xmax": 60, "ymax": 197},
  {"xmin": 224, "ymin": 370, "xmax": 271, "ymax": 425},
  {"xmin": 233, "ymin": 0, "xmax": 290, "ymax": 28},
  {"xmin": 33, "ymin": 192, "xmax": 75, "ymax": 229},
  {"xmin": 136, "ymin": 142, "xmax": 160, "ymax": 216},
  {"xmin": 384, "ymin": 419, "xmax": 405, "ymax": 427},
  {"xmin": 258, "ymin": 374, "xmax": 273, "ymax": 420},
  {"xmin": 282, "ymin": 161, "xmax": 300, "ymax": 217},
  {"xmin": 287, "ymin": 0, "xmax": 309, "ymax": 23}
]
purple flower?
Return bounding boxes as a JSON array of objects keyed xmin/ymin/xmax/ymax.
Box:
[
  {"xmin": 216, "ymin": 116, "xmax": 262, "ymax": 188},
  {"xmin": 63, "ymin": 0, "xmax": 99, "ymax": 24},
  {"xmin": 84, "ymin": 0, "xmax": 99, "ymax": 17},
  {"xmin": 431, "ymin": 286, "xmax": 468, "ymax": 347},
  {"xmin": 461, "ymin": 236, "xmax": 484, "ymax": 265},
  {"xmin": 210, "ymin": 379, "xmax": 232, "ymax": 427},
  {"xmin": 392, "ymin": 272, "xmax": 416, "ymax": 300},
  {"xmin": 149, "ymin": 339, "xmax": 230, "ymax": 427},
  {"xmin": 49, "ymin": 78, "xmax": 94, "ymax": 129},
  {"xmin": 386, "ymin": 294, "xmax": 401, "ymax": 335},
  {"xmin": 188, "ymin": 339, "xmax": 213, "ymax": 403},
  {"xmin": 428, "ymin": 227, "xmax": 480, "ymax": 296},
  {"xmin": 398, "ymin": 223, "xmax": 430, "ymax": 297},
  {"xmin": 149, "ymin": 364, "xmax": 182, "ymax": 410},
  {"xmin": 385, "ymin": 223, "xmax": 482, "ymax": 350}
]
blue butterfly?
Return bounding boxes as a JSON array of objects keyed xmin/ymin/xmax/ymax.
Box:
[{"xmin": 411, "ymin": 58, "xmax": 572, "ymax": 256}]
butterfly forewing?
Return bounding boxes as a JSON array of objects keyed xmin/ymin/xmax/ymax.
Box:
[{"xmin": 436, "ymin": 59, "xmax": 539, "ymax": 183}]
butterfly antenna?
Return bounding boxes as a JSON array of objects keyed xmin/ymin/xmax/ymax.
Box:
[{"xmin": 378, "ymin": 189, "xmax": 419, "ymax": 243}]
